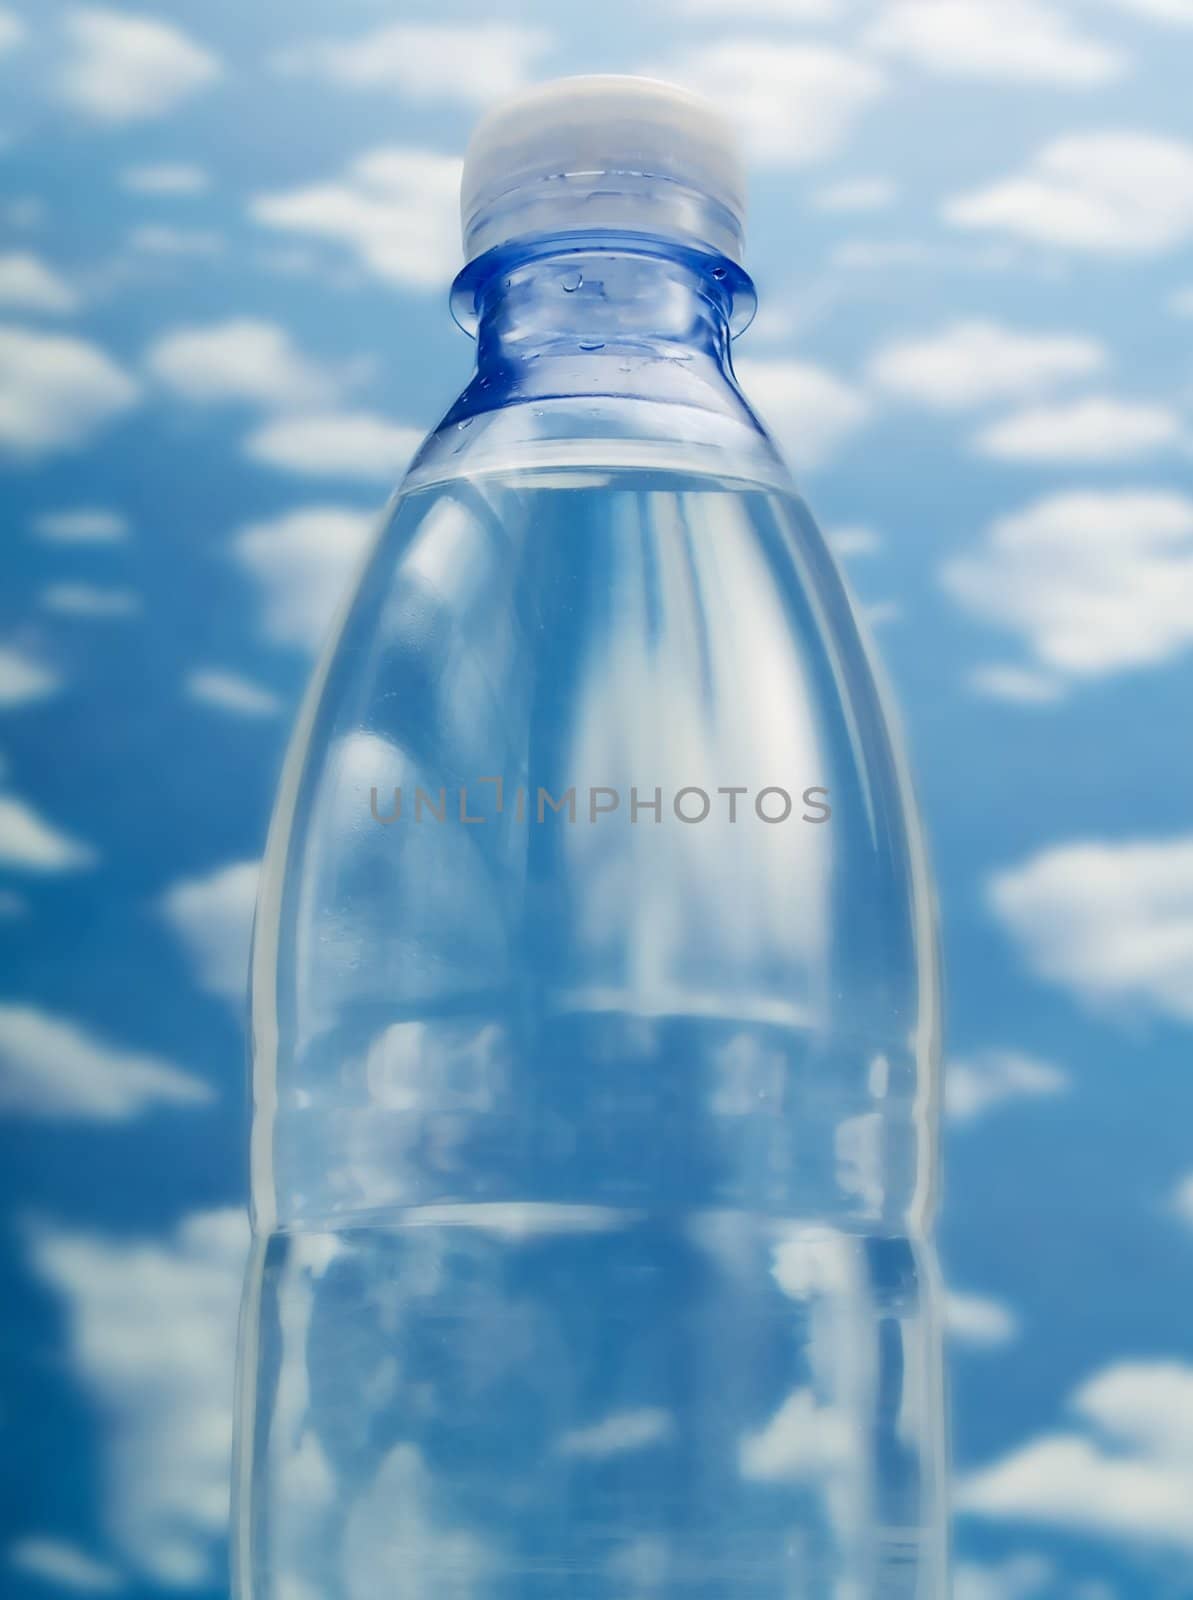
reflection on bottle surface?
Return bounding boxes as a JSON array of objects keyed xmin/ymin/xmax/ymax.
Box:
[
  {"xmin": 237, "ymin": 1213, "xmax": 943, "ymax": 1600},
  {"xmin": 234, "ymin": 466, "xmax": 946, "ymax": 1597}
]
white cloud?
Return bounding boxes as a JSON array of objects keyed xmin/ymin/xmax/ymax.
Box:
[
  {"xmin": 0, "ymin": 7, "xmax": 25, "ymax": 55},
  {"xmin": 943, "ymin": 489, "xmax": 1193, "ymax": 681},
  {"xmin": 867, "ymin": 319, "xmax": 1105, "ymax": 411},
  {"xmin": 1171, "ymin": 1172, "xmax": 1193, "ymax": 1227},
  {"xmin": 747, "ymin": 301, "xmax": 800, "ymax": 345},
  {"xmin": 0, "ymin": 325, "xmax": 139, "ymax": 456},
  {"xmin": 160, "ymin": 859, "xmax": 259, "ymax": 1004},
  {"xmin": 8, "ymin": 1538, "xmax": 122, "ymax": 1593},
  {"xmin": 233, "ymin": 502, "xmax": 371, "ymax": 646},
  {"xmin": 185, "ymin": 668, "xmax": 281, "ymax": 718},
  {"xmin": 946, "ymin": 1290, "xmax": 1020, "ymax": 1347},
  {"xmin": 1099, "ymin": 0, "xmax": 1193, "ymax": 20},
  {"xmin": 31, "ymin": 1209, "xmax": 248, "ymax": 1587},
  {"xmin": 659, "ymin": 42, "xmax": 885, "ymax": 167},
  {"xmin": 739, "ymin": 1387, "xmax": 852, "ymax": 1480},
  {"xmin": 975, "ymin": 395, "xmax": 1183, "ymax": 462},
  {"xmin": 6, "ymin": 198, "xmax": 44, "ymax": 230},
  {"xmin": 604, "ymin": 1537, "xmax": 671, "ymax": 1595},
  {"xmin": 0, "ymin": 253, "xmax": 78, "ymax": 314},
  {"xmin": 557, "ymin": 1409, "xmax": 673, "ymax": 1459},
  {"xmin": 954, "ymin": 1555, "xmax": 1053, "ymax": 1600},
  {"xmin": 866, "ymin": 0, "xmax": 1123, "ymax": 85},
  {"xmin": 736, "ymin": 357, "xmax": 870, "ymax": 468},
  {"xmin": 968, "ymin": 663, "xmax": 1064, "ymax": 704},
  {"xmin": 831, "ymin": 237, "xmax": 1020, "ymax": 272},
  {"xmin": 812, "ymin": 177, "xmax": 897, "ymax": 213},
  {"xmin": 0, "ymin": 645, "xmax": 60, "ymax": 708},
  {"xmin": 947, "ymin": 131, "xmax": 1193, "ymax": 255},
  {"xmin": 130, "ymin": 224, "xmax": 223, "ymax": 258},
  {"xmin": 276, "ymin": 22, "xmax": 550, "ymax": 104},
  {"xmin": 947, "ymin": 1049, "xmax": 1070, "ymax": 1121},
  {"xmin": 678, "ymin": 0, "xmax": 843, "ymax": 14},
  {"xmin": 245, "ymin": 411, "xmax": 421, "ymax": 482},
  {"xmin": 827, "ymin": 523, "xmax": 881, "ymax": 557},
  {"xmin": 58, "ymin": 7, "xmax": 220, "ymax": 123},
  {"xmin": 41, "ymin": 584, "xmax": 140, "ymax": 618},
  {"xmin": 233, "ymin": 507, "xmax": 375, "ymax": 650},
  {"xmin": 409, "ymin": 1202, "xmax": 629, "ymax": 1237},
  {"xmin": 121, "ymin": 163, "xmax": 208, "ymax": 195},
  {"xmin": 988, "ymin": 835, "xmax": 1193, "ymax": 1021},
  {"xmin": 0, "ymin": 794, "xmax": 94, "ymax": 871},
  {"xmin": 863, "ymin": 598, "xmax": 901, "ymax": 627},
  {"xmin": 146, "ymin": 319, "xmax": 339, "ymax": 412},
  {"xmin": 345, "ymin": 1444, "xmax": 496, "ymax": 1599},
  {"xmin": 34, "ymin": 507, "xmax": 129, "ymax": 542},
  {"xmin": 0, "ymin": 1004, "xmax": 210, "ymax": 1119},
  {"xmin": 251, "ymin": 149, "xmax": 462, "ymax": 290},
  {"xmin": 960, "ymin": 1361, "xmax": 1193, "ymax": 1550}
]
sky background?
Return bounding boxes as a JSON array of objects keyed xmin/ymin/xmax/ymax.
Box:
[{"xmin": 2, "ymin": 1, "xmax": 1193, "ymax": 1597}]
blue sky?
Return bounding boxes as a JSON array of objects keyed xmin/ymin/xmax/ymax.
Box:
[{"xmin": 2, "ymin": 1, "xmax": 1193, "ymax": 1596}]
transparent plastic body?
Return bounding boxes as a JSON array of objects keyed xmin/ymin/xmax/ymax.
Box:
[{"xmin": 233, "ymin": 232, "xmax": 946, "ymax": 1599}]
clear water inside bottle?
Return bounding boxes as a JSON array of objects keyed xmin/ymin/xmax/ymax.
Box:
[
  {"xmin": 235, "ymin": 463, "xmax": 945, "ymax": 1598},
  {"xmin": 239, "ymin": 1215, "xmax": 941, "ymax": 1600}
]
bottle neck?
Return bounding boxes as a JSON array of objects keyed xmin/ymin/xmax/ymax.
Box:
[
  {"xmin": 449, "ymin": 235, "xmax": 755, "ymax": 412},
  {"xmin": 402, "ymin": 233, "xmax": 787, "ymax": 494}
]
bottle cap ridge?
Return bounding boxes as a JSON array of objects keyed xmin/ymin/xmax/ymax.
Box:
[{"xmin": 460, "ymin": 74, "xmax": 747, "ymax": 265}]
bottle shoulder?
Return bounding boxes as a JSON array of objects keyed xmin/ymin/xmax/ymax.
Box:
[
  {"xmin": 261, "ymin": 460, "xmax": 931, "ymax": 992},
  {"xmin": 402, "ymin": 379, "xmax": 791, "ymax": 498},
  {"xmin": 251, "ymin": 462, "xmax": 938, "ymax": 1230}
]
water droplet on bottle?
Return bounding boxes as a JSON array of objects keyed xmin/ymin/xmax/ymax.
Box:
[
  {"xmin": 579, "ymin": 339, "xmax": 604, "ymax": 352},
  {"xmin": 712, "ymin": 266, "xmax": 727, "ymax": 281},
  {"xmin": 560, "ymin": 270, "xmax": 583, "ymax": 293},
  {"xmin": 456, "ymin": 418, "xmax": 472, "ymax": 430}
]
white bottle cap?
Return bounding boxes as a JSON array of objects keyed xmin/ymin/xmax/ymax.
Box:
[{"xmin": 460, "ymin": 75, "xmax": 747, "ymax": 266}]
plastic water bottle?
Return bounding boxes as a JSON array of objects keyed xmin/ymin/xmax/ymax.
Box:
[{"xmin": 234, "ymin": 76, "xmax": 946, "ymax": 1600}]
